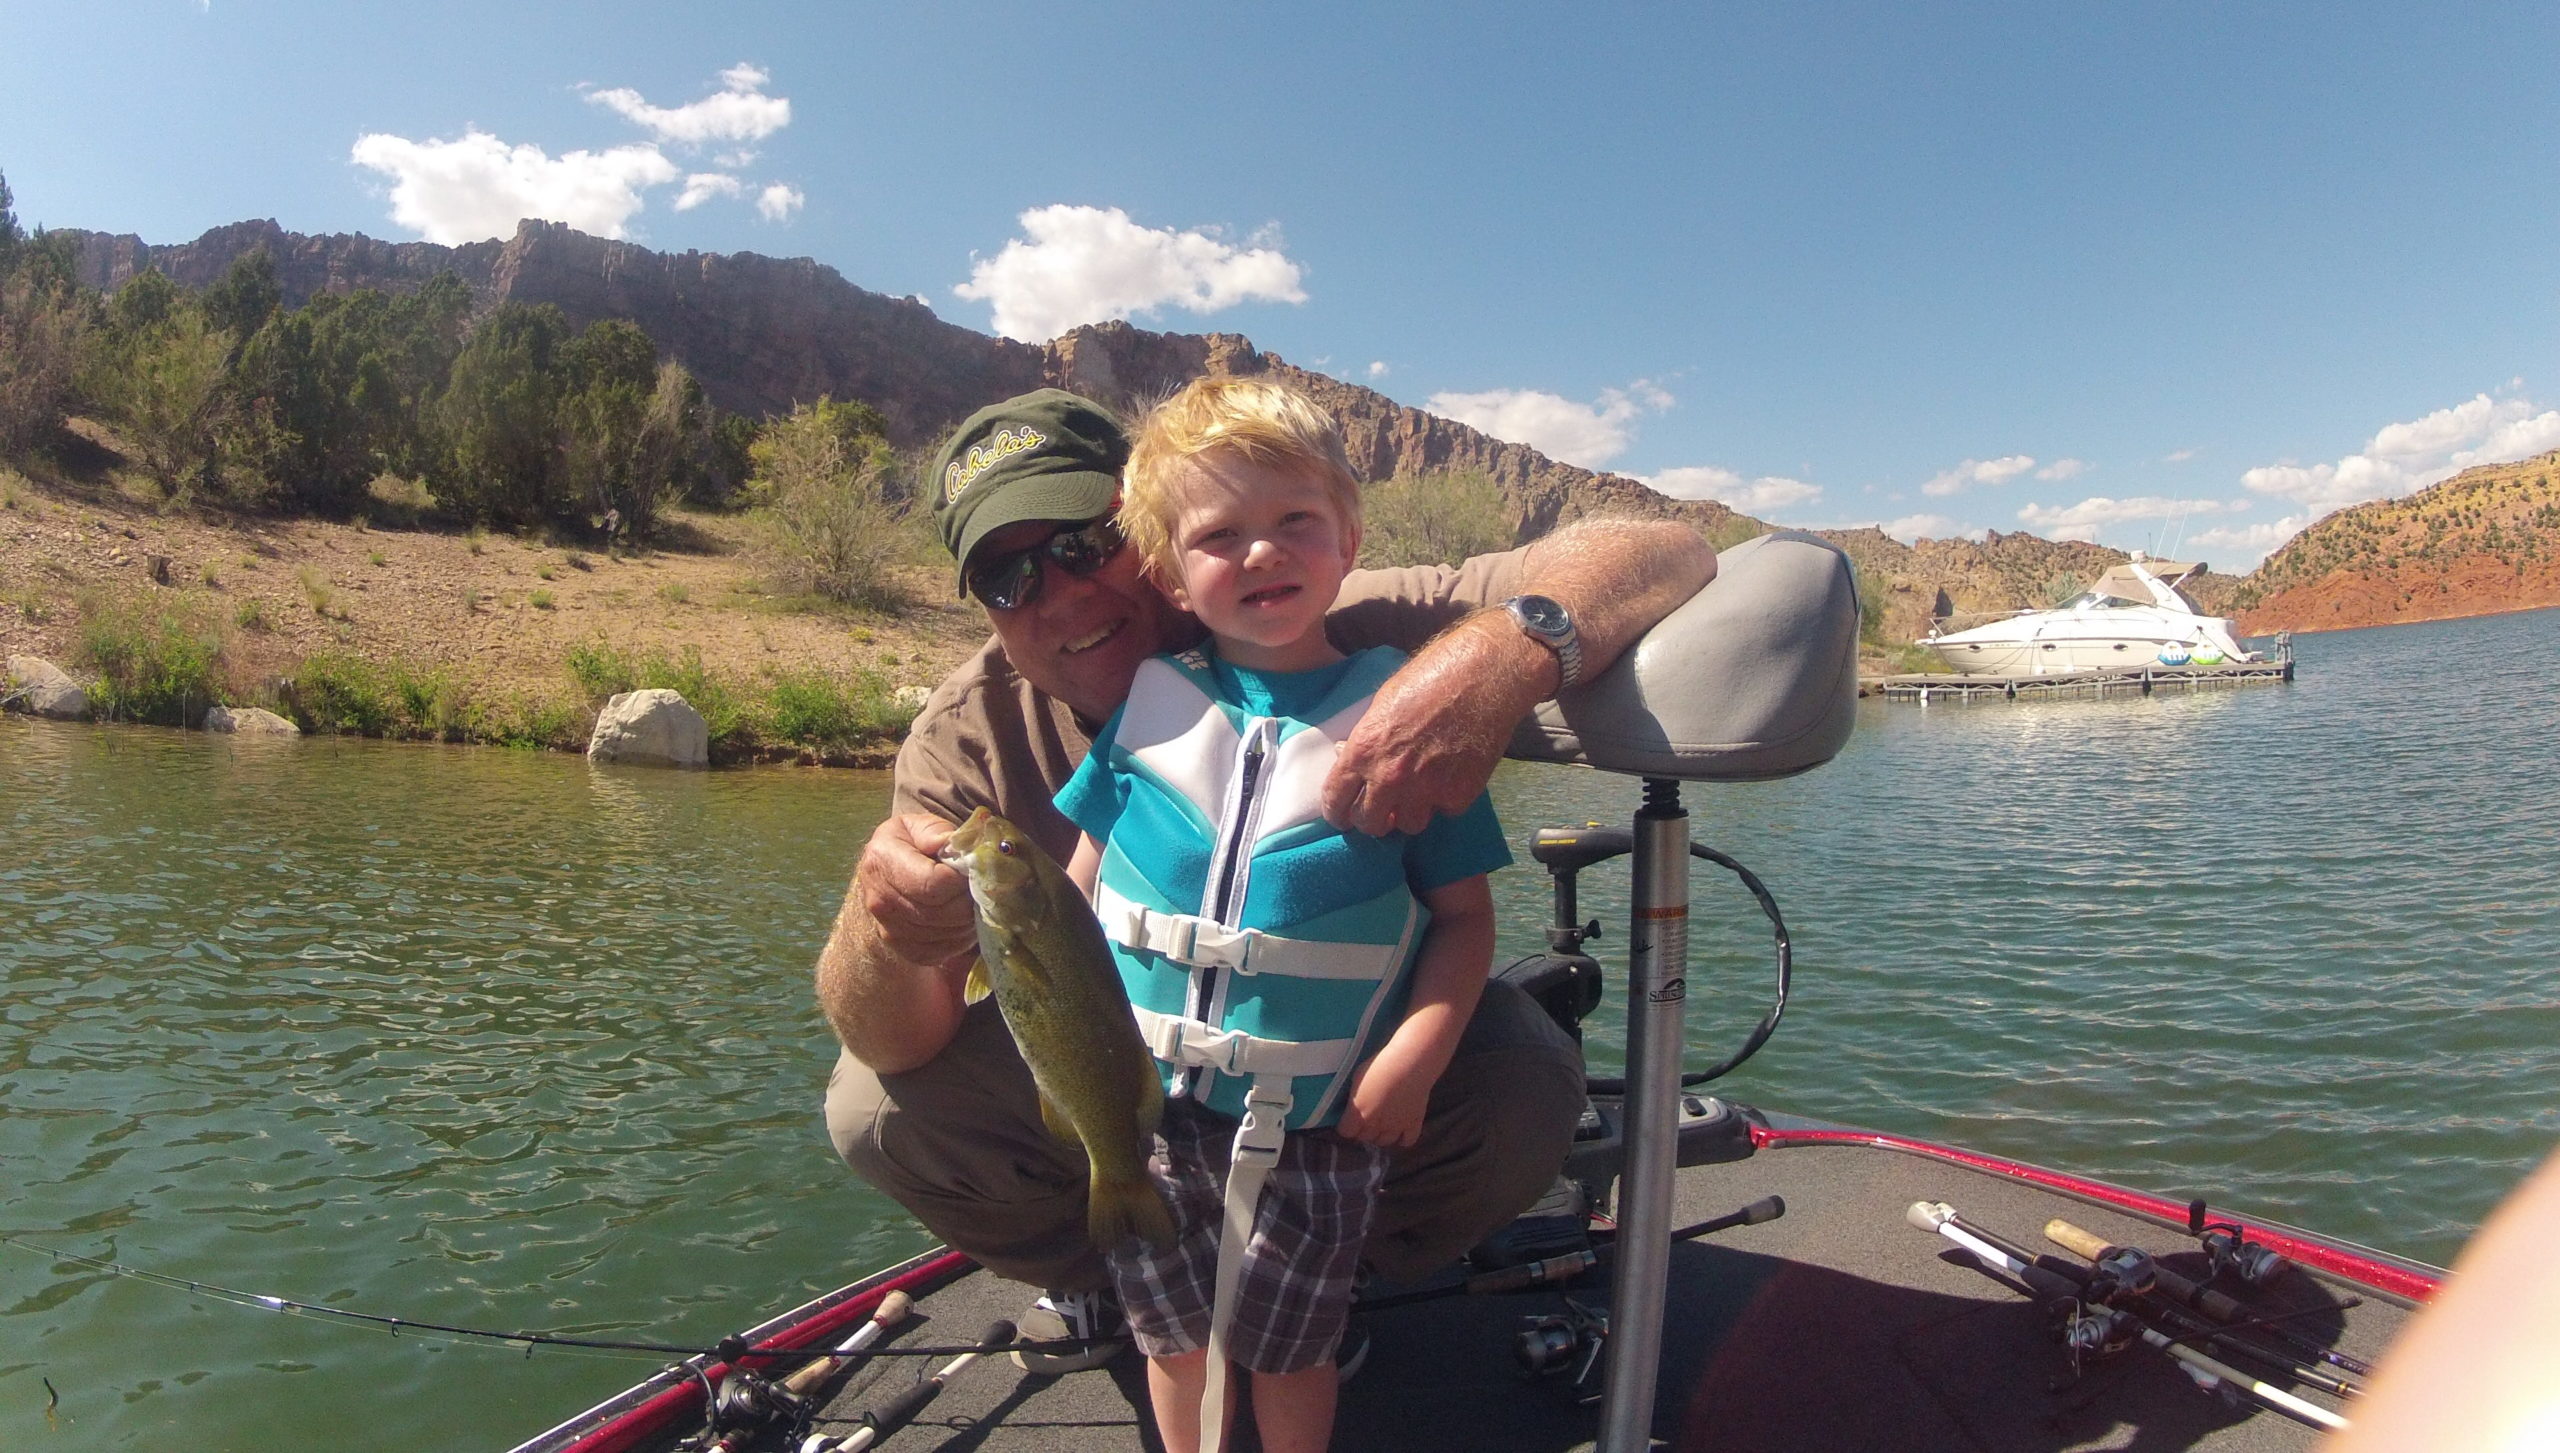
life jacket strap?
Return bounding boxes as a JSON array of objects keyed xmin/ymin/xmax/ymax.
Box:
[
  {"xmin": 1130, "ymin": 1006, "xmax": 1357, "ymax": 1080},
  {"xmin": 1093, "ymin": 884, "xmax": 1404, "ymax": 981},
  {"xmin": 1199, "ymin": 1079, "xmax": 1292, "ymax": 1453}
]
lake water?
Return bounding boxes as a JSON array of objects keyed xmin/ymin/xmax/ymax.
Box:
[{"xmin": 5, "ymin": 607, "xmax": 2557, "ymax": 1451}]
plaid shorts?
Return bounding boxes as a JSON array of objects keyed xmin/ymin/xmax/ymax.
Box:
[{"xmin": 1106, "ymin": 1097, "xmax": 1388, "ymax": 1374}]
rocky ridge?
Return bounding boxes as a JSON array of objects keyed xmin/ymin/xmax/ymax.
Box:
[
  {"xmin": 2232, "ymin": 452, "xmax": 2560, "ymax": 633},
  {"xmin": 67, "ymin": 218, "xmax": 2551, "ymax": 643}
]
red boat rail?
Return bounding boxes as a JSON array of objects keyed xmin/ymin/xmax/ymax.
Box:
[{"xmin": 524, "ymin": 1247, "xmax": 977, "ymax": 1453}]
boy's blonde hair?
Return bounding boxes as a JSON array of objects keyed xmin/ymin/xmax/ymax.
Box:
[{"xmin": 1120, "ymin": 376, "xmax": 1362, "ymax": 580}]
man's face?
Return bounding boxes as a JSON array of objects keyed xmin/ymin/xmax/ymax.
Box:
[{"xmin": 972, "ymin": 516, "xmax": 1192, "ymax": 722}]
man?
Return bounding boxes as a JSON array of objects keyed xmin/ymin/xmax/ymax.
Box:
[{"xmin": 817, "ymin": 388, "xmax": 1715, "ymax": 1369}]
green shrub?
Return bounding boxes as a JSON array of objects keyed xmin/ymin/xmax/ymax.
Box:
[
  {"xmin": 529, "ymin": 588, "xmax": 556, "ymax": 610},
  {"xmin": 1357, "ymin": 468, "xmax": 1516, "ymax": 569},
  {"xmin": 298, "ymin": 566, "xmax": 334, "ymax": 616},
  {"xmin": 658, "ymin": 580, "xmax": 689, "ymax": 605},
  {"xmin": 75, "ymin": 591, "xmax": 228, "ymax": 726},
  {"xmin": 285, "ymin": 652, "xmax": 397, "ymax": 735},
  {"xmin": 761, "ymin": 669, "xmax": 907, "ymax": 754},
  {"xmin": 746, "ymin": 399, "xmax": 909, "ymax": 608},
  {"xmin": 234, "ymin": 597, "xmax": 269, "ymax": 631}
]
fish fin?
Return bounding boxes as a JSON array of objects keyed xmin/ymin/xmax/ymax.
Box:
[
  {"xmin": 1036, "ymin": 1089, "xmax": 1081, "ymax": 1147},
  {"xmin": 962, "ymin": 959, "xmax": 993, "ymax": 1007},
  {"xmin": 1088, "ymin": 1169, "xmax": 1177, "ymax": 1255},
  {"xmin": 1134, "ymin": 1055, "xmax": 1163, "ymax": 1137}
]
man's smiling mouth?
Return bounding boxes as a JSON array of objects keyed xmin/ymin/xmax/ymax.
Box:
[{"xmin": 1064, "ymin": 620, "xmax": 1123, "ymax": 654}]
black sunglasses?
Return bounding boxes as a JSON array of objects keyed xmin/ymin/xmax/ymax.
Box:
[{"xmin": 964, "ymin": 518, "xmax": 1126, "ymax": 611}]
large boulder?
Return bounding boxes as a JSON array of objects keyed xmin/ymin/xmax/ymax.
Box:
[
  {"xmin": 205, "ymin": 704, "xmax": 301, "ymax": 736},
  {"xmin": 587, "ymin": 688, "xmax": 709, "ymax": 769},
  {"xmin": 4, "ymin": 655, "xmax": 90, "ymax": 720}
]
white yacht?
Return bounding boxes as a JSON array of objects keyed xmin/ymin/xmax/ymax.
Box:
[{"xmin": 1919, "ymin": 554, "xmax": 2257, "ymax": 676}]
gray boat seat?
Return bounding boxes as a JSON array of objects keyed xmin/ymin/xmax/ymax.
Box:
[{"xmin": 1506, "ymin": 531, "xmax": 1860, "ymax": 782}]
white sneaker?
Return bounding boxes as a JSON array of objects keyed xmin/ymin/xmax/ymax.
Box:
[{"xmin": 1011, "ymin": 1287, "xmax": 1128, "ymax": 1374}]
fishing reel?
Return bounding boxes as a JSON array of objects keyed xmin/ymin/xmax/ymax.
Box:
[
  {"xmin": 684, "ymin": 1341, "xmax": 814, "ymax": 1451},
  {"xmin": 2084, "ymin": 1245, "xmax": 2159, "ymax": 1303},
  {"xmin": 1513, "ymin": 1296, "xmax": 1610, "ymax": 1402},
  {"xmin": 2188, "ymin": 1200, "xmax": 2290, "ymax": 1288}
]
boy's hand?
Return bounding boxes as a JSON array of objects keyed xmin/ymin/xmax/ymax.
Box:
[{"xmin": 1337, "ymin": 1042, "xmax": 1437, "ymax": 1150}]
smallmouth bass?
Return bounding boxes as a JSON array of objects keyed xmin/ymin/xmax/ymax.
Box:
[{"xmin": 940, "ymin": 808, "xmax": 1175, "ymax": 1252}]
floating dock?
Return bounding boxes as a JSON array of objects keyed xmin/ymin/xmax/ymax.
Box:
[{"xmin": 1865, "ymin": 639, "xmax": 2295, "ymax": 703}]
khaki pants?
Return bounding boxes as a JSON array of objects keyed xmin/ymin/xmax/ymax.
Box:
[{"xmin": 825, "ymin": 981, "xmax": 1585, "ymax": 1292}]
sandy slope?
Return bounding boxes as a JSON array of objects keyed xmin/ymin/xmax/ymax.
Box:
[{"xmin": 0, "ymin": 466, "xmax": 991, "ymax": 723}]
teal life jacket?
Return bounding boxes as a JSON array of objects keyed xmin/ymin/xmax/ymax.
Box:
[{"xmin": 1088, "ymin": 647, "xmax": 1428, "ymax": 1131}]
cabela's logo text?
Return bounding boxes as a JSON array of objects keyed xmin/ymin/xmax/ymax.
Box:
[{"xmin": 943, "ymin": 426, "xmax": 1048, "ymax": 504}]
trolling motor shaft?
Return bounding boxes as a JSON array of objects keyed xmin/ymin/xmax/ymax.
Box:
[{"xmin": 1595, "ymin": 778, "xmax": 1690, "ymax": 1453}]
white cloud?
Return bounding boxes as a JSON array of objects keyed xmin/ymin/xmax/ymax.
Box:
[
  {"xmin": 2187, "ymin": 515, "xmax": 2310, "ymax": 566},
  {"xmin": 350, "ymin": 130, "xmax": 678, "ymax": 244},
  {"xmin": 1921, "ymin": 454, "xmax": 2037, "ymax": 498},
  {"xmin": 675, "ymin": 173, "xmax": 745, "ymax": 211},
  {"xmin": 2035, "ymin": 457, "xmax": 2089, "ymax": 481},
  {"xmin": 1367, "ymin": 361, "xmax": 1389, "ymax": 379},
  {"xmin": 953, "ymin": 205, "xmax": 1308, "ymax": 342},
  {"xmin": 2165, "ymin": 447, "xmax": 2199, "ymax": 463},
  {"xmin": 1645, "ymin": 466, "xmax": 1822, "ymax": 517},
  {"xmin": 586, "ymin": 62, "xmax": 790, "ymax": 148},
  {"xmin": 1880, "ymin": 513, "xmax": 1986, "ymax": 544},
  {"xmin": 2016, "ymin": 495, "xmax": 2228, "ymax": 543},
  {"xmin": 1426, "ymin": 382, "xmax": 1673, "ymax": 470},
  {"xmin": 756, "ymin": 183, "xmax": 805, "ymax": 221},
  {"xmin": 2242, "ymin": 391, "xmax": 2560, "ymax": 516}
]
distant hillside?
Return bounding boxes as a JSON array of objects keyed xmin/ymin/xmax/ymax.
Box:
[
  {"xmin": 62, "ymin": 216, "xmax": 2294, "ymax": 653},
  {"xmin": 2232, "ymin": 452, "xmax": 2560, "ymax": 633}
]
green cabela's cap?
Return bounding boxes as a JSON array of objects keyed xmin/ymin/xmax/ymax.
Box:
[{"xmin": 929, "ymin": 389, "xmax": 1129, "ymax": 593}]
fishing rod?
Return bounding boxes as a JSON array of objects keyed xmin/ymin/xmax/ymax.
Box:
[
  {"xmin": 2044, "ymin": 1217, "xmax": 2375, "ymax": 1379},
  {"xmin": 1351, "ymin": 1194, "xmax": 1786, "ymax": 1314},
  {"xmin": 2035, "ymin": 1220, "xmax": 2365, "ymax": 1400},
  {"xmin": 0, "ymin": 1234, "xmax": 995, "ymax": 1363},
  {"xmin": 686, "ymin": 1292, "xmax": 915, "ymax": 1453},
  {"xmin": 796, "ymin": 1320, "xmax": 1014, "ymax": 1453},
  {"xmin": 1908, "ymin": 1201, "xmax": 2348, "ymax": 1434}
]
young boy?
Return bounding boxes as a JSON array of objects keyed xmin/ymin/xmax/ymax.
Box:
[{"xmin": 1054, "ymin": 377, "xmax": 1508, "ymax": 1453}]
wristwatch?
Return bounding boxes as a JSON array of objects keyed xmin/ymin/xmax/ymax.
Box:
[{"xmin": 1501, "ymin": 594, "xmax": 1582, "ymax": 697}]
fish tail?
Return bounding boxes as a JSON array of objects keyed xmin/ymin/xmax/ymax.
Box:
[{"xmin": 1088, "ymin": 1168, "xmax": 1176, "ymax": 1254}]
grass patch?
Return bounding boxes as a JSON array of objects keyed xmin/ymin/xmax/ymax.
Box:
[
  {"xmin": 234, "ymin": 597, "xmax": 270, "ymax": 632},
  {"xmin": 465, "ymin": 527, "xmax": 487, "ymax": 556},
  {"xmin": 530, "ymin": 588, "xmax": 557, "ymax": 610},
  {"xmin": 75, "ymin": 590, "xmax": 230, "ymax": 727},
  {"xmin": 9, "ymin": 586, "xmax": 54, "ymax": 623},
  {"xmin": 534, "ymin": 563, "xmax": 557, "ymax": 581},
  {"xmin": 280, "ymin": 653, "xmax": 478, "ymax": 741},
  {"xmin": 199, "ymin": 559, "xmax": 220, "ymax": 588},
  {"xmin": 657, "ymin": 581, "xmax": 689, "ymax": 605},
  {"xmin": 298, "ymin": 566, "xmax": 335, "ymax": 616},
  {"xmin": 564, "ymin": 550, "xmax": 592, "ymax": 572},
  {"xmin": 368, "ymin": 550, "xmax": 387, "ymax": 567}
]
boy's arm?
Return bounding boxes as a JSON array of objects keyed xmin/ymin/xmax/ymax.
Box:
[
  {"xmin": 1337, "ymin": 873, "xmax": 1496, "ymax": 1149},
  {"xmin": 1066, "ymin": 833, "xmax": 1102, "ymax": 896}
]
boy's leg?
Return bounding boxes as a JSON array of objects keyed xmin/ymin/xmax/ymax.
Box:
[
  {"xmin": 1145, "ymin": 1349, "xmax": 1213, "ymax": 1453},
  {"xmin": 823, "ymin": 1003, "xmax": 1105, "ymax": 1291},
  {"xmin": 1250, "ymin": 1363, "xmax": 1339, "ymax": 1453},
  {"xmin": 1370, "ymin": 980, "xmax": 1585, "ymax": 1280}
]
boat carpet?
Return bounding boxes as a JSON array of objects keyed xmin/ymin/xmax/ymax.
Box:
[{"xmin": 767, "ymin": 1135, "xmax": 2412, "ymax": 1453}]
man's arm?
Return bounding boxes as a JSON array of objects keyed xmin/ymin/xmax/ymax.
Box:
[
  {"xmin": 1324, "ymin": 519, "xmax": 1715, "ymax": 836},
  {"xmin": 815, "ymin": 812, "xmax": 980, "ymax": 1073}
]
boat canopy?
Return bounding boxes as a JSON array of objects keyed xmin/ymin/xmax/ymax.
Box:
[{"xmin": 2089, "ymin": 559, "xmax": 2205, "ymax": 611}]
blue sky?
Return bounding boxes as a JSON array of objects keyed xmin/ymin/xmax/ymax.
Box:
[{"xmin": 5, "ymin": 1, "xmax": 2557, "ymax": 566}]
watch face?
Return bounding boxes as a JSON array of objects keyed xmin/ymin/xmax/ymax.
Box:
[{"xmin": 1514, "ymin": 595, "xmax": 1569, "ymax": 636}]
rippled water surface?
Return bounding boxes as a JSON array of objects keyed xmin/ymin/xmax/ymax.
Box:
[{"xmin": 5, "ymin": 608, "xmax": 2557, "ymax": 1450}]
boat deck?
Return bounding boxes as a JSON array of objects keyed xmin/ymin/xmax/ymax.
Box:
[{"xmin": 557, "ymin": 1110, "xmax": 2425, "ymax": 1453}]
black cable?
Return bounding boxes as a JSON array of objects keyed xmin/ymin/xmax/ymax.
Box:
[{"xmin": 1583, "ymin": 840, "xmax": 1791, "ymax": 1093}]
